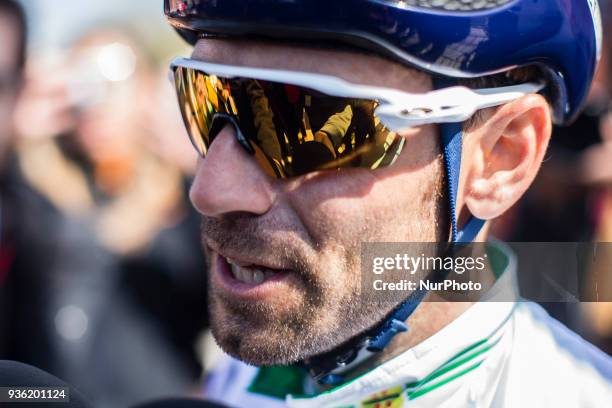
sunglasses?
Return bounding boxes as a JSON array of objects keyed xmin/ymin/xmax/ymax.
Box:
[{"xmin": 170, "ymin": 57, "xmax": 543, "ymax": 178}]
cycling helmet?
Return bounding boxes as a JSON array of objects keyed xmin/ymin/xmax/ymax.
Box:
[{"xmin": 165, "ymin": 0, "xmax": 602, "ymax": 124}]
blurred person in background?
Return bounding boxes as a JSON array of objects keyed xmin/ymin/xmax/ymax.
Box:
[
  {"xmin": 5, "ymin": 24, "xmax": 208, "ymax": 407},
  {"xmin": 0, "ymin": 0, "xmax": 24, "ymax": 168},
  {"xmin": 0, "ymin": 0, "xmax": 28, "ymax": 357}
]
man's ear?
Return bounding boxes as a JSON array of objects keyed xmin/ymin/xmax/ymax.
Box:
[{"xmin": 462, "ymin": 94, "xmax": 552, "ymax": 220}]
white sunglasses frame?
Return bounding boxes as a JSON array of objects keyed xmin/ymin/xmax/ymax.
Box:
[{"xmin": 169, "ymin": 56, "xmax": 545, "ymax": 132}]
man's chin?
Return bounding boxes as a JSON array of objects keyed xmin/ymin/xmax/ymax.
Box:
[
  {"xmin": 208, "ymin": 296, "xmax": 396, "ymax": 367},
  {"xmin": 209, "ymin": 296, "xmax": 338, "ymax": 366},
  {"xmin": 210, "ymin": 321, "xmax": 306, "ymax": 366}
]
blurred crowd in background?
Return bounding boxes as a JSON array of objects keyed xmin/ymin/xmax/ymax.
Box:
[
  {"xmin": 0, "ymin": 1, "xmax": 211, "ymax": 406},
  {"xmin": 0, "ymin": 0, "xmax": 610, "ymax": 406}
]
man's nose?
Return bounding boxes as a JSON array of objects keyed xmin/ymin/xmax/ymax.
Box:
[{"xmin": 189, "ymin": 124, "xmax": 276, "ymax": 217}]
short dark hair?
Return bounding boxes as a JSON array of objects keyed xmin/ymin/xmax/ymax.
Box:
[
  {"xmin": 459, "ymin": 65, "xmax": 545, "ymax": 131},
  {"xmin": 0, "ymin": 0, "xmax": 27, "ymax": 72}
]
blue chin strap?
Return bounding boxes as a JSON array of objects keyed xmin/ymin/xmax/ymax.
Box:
[
  {"xmin": 441, "ymin": 122, "xmax": 487, "ymax": 244},
  {"xmin": 366, "ymin": 122, "xmax": 486, "ymax": 347},
  {"xmin": 304, "ymin": 121, "xmax": 486, "ymax": 385}
]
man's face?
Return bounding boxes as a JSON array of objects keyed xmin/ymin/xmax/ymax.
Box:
[
  {"xmin": 190, "ymin": 39, "xmax": 447, "ymax": 365},
  {"xmin": 0, "ymin": 12, "xmax": 20, "ymax": 162}
]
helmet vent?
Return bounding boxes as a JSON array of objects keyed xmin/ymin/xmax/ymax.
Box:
[{"xmin": 382, "ymin": 0, "xmax": 513, "ymax": 12}]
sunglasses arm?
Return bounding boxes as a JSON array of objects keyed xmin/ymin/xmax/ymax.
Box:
[{"xmin": 374, "ymin": 81, "xmax": 545, "ymax": 131}]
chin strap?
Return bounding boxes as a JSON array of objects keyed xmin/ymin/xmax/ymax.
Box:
[
  {"xmin": 442, "ymin": 122, "xmax": 486, "ymax": 243},
  {"xmin": 301, "ymin": 102, "xmax": 485, "ymax": 386}
]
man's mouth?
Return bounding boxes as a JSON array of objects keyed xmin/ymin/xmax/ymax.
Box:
[
  {"xmin": 212, "ymin": 251, "xmax": 296, "ymax": 299},
  {"xmin": 227, "ymin": 258, "xmax": 280, "ymax": 285}
]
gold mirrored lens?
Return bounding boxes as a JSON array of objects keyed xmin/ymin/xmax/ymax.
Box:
[{"xmin": 173, "ymin": 66, "xmax": 405, "ymax": 178}]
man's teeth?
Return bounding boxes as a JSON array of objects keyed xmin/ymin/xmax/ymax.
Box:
[{"xmin": 229, "ymin": 262, "xmax": 276, "ymax": 284}]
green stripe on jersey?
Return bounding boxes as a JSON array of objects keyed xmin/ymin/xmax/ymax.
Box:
[
  {"xmin": 405, "ymin": 335, "xmax": 501, "ymax": 395},
  {"xmin": 248, "ymin": 365, "xmax": 306, "ymax": 399},
  {"xmin": 408, "ymin": 360, "xmax": 485, "ymax": 400}
]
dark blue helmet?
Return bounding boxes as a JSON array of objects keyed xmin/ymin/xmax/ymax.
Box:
[{"xmin": 165, "ymin": 0, "xmax": 602, "ymax": 125}]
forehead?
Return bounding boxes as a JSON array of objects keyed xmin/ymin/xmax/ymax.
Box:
[
  {"xmin": 0, "ymin": 12, "xmax": 19, "ymax": 74},
  {"xmin": 192, "ymin": 38, "xmax": 432, "ymax": 93}
]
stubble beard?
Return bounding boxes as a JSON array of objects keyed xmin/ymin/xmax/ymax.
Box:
[{"xmin": 204, "ymin": 160, "xmax": 445, "ymax": 366}]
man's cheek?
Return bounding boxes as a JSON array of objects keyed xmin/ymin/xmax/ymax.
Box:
[
  {"xmin": 301, "ymin": 200, "xmax": 371, "ymax": 249},
  {"xmin": 289, "ymin": 169, "xmax": 378, "ymax": 232},
  {"xmin": 313, "ymin": 248, "xmax": 358, "ymax": 297}
]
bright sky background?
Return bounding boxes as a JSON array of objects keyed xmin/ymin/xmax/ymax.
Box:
[{"xmin": 21, "ymin": 0, "xmax": 185, "ymax": 61}]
